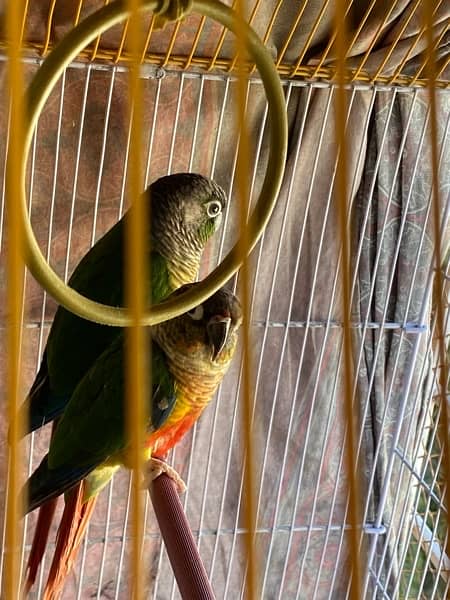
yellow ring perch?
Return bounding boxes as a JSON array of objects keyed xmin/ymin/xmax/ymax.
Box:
[{"xmin": 21, "ymin": 0, "xmax": 288, "ymax": 325}]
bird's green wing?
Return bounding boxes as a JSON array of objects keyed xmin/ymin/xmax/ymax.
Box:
[
  {"xmin": 25, "ymin": 237, "xmax": 172, "ymax": 434},
  {"xmin": 25, "ymin": 335, "xmax": 177, "ymax": 512},
  {"xmin": 47, "ymin": 336, "xmax": 176, "ymax": 472}
]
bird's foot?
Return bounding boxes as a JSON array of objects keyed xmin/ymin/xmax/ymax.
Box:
[{"xmin": 145, "ymin": 458, "xmax": 187, "ymax": 494}]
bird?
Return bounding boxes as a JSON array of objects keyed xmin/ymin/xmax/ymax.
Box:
[
  {"xmin": 21, "ymin": 172, "xmax": 226, "ymax": 593},
  {"xmin": 22, "ymin": 173, "xmax": 227, "ymax": 433},
  {"xmin": 22, "ymin": 285, "xmax": 242, "ymax": 599}
]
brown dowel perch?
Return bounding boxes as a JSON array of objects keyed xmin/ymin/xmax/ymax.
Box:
[{"xmin": 149, "ymin": 472, "xmax": 216, "ymax": 600}]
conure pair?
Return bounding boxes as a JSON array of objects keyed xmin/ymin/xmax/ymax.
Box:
[{"xmin": 20, "ymin": 173, "xmax": 241, "ymax": 599}]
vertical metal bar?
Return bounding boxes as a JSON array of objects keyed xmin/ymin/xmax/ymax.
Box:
[
  {"xmin": 91, "ymin": 67, "xmax": 117, "ymax": 245},
  {"xmin": 63, "ymin": 66, "xmax": 93, "ymax": 284},
  {"xmin": 96, "ymin": 479, "xmax": 115, "ymax": 599},
  {"xmin": 4, "ymin": 2, "xmax": 26, "ymax": 599},
  {"xmin": 348, "ymin": 89, "xmax": 397, "ymax": 307},
  {"xmin": 118, "ymin": 98, "xmax": 135, "ymax": 219},
  {"xmin": 19, "ymin": 128, "xmax": 38, "ymax": 587},
  {"xmin": 423, "ymin": 0, "xmax": 450, "ymax": 570},
  {"xmin": 187, "ymin": 75, "xmax": 205, "ymax": 173},
  {"xmin": 126, "ymin": 2, "xmax": 147, "ymax": 600},
  {"xmin": 334, "ymin": 1, "xmax": 362, "ymax": 597},
  {"xmin": 252, "ymin": 86, "xmax": 312, "ymax": 596},
  {"xmin": 215, "ymin": 79, "xmax": 251, "ymax": 262},
  {"xmin": 167, "ymin": 73, "xmax": 185, "ymax": 174},
  {"xmin": 35, "ymin": 72, "xmax": 66, "ymax": 406},
  {"xmin": 210, "ymin": 77, "xmax": 230, "ymax": 179},
  {"xmin": 144, "ymin": 76, "xmax": 162, "ymax": 187},
  {"xmin": 76, "ymin": 522, "xmax": 90, "ymax": 598},
  {"xmin": 114, "ymin": 474, "xmax": 132, "ymax": 600}
]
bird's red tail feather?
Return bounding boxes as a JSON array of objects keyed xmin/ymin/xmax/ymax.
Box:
[
  {"xmin": 25, "ymin": 497, "xmax": 59, "ymax": 594},
  {"xmin": 25, "ymin": 420, "xmax": 61, "ymax": 595},
  {"xmin": 43, "ymin": 481, "xmax": 97, "ymax": 600}
]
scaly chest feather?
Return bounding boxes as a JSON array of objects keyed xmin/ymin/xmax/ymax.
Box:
[{"xmin": 147, "ymin": 394, "xmax": 204, "ymax": 457}]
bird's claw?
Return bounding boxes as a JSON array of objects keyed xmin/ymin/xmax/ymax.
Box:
[{"xmin": 145, "ymin": 458, "xmax": 187, "ymax": 494}]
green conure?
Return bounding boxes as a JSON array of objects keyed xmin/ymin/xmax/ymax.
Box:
[
  {"xmin": 21, "ymin": 173, "xmax": 226, "ymax": 433},
  {"xmin": 22, "ymin": 286, "xmax": 242, "ymax": 598},
  {"xmin": 24, "ymin": 285, "xmax": 242, "ymax": 511}
]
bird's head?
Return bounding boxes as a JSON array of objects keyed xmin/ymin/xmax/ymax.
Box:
[
  {"xmin": 149, "ymin": 173, "xmax": 227, "ymax": 257},
  {"xmin": 184, "ymin": 285, "xmax": 242, "ymax": 363},
  {"xmin": 153, "ymin": 284, "xmax": 242, "ymax": 374}
]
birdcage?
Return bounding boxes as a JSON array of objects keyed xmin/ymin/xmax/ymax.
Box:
[{"xmin": 1, "ymin": 1, "xmax": 449, "ymax": 599}]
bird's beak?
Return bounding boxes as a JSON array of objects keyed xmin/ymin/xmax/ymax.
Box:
[{"xmin": 207, "ymin": 316, "xmax": 231, "ymax": 361}]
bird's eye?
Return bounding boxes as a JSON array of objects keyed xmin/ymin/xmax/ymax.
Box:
[
  {"xmin": 206, "ymin": 200, "xmax": 222, "ymax": 219},
  {"xmin": 187, "ymin": 305, "xmax": 204, "ymax": 321}
]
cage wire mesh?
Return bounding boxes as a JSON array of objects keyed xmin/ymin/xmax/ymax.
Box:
[{"xmin": 0, "ymin": 1, "xmax": 450, "ymax": 599}]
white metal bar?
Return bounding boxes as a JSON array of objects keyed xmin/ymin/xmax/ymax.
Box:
[
  {"xmin": 381, "ymin": 113, "xmax": 450, "ymax": 570},
  {"xmin": 91, "ymin": 67, "xmax": 117, "ymax": 246},
  {"xmin": 187, "ymin": 75, "xmax": 204, "ymax": 173},
  {"xmin": 324, "ymin": 89, "xmax": 426, "ymax": 593},
  {"xmin": 19, "ymin": 127, "xmax": 39, "ymax": 586},
  {"xmin": 415, "ymin": 487, "xmax": 448, "ymax": 598},
  {"xmin": 113, "ymin": 474, "xmax": 132, "ymax": 600},
  {"xmin": 63, "ymin": 65, "xmax": 92, "ymax": 283},
  {"xmin": 210, "ymin": 78, "xmax": 230, "ymax": 180},
  {"xmin": 117, "ymin": 104, "xmax": 134, "ymax": 220},
  {"xmin": 75, "ymin": 524, "xmax": 91, "ymax": 600},
  {"xmin": 166, "ymin": 72, "xmax": 185, "ymax": 175},
  {"xmin": 144, "ymin": 77, "xmax": 162, "ymax": 188},
  {"xmin": 95, "ymin": 479, "xmax": 115, "ymax": 599},
  {"xmin": 192, "ymin": 78, "xmax": 258, "ymax": 587},
  {"xmin": 307, "ymin": 92, "xmax": 379, "ymax": 595},
  {"xmin": 216, "ymin": 79, "xmax": 252, "ymax": 261}
]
